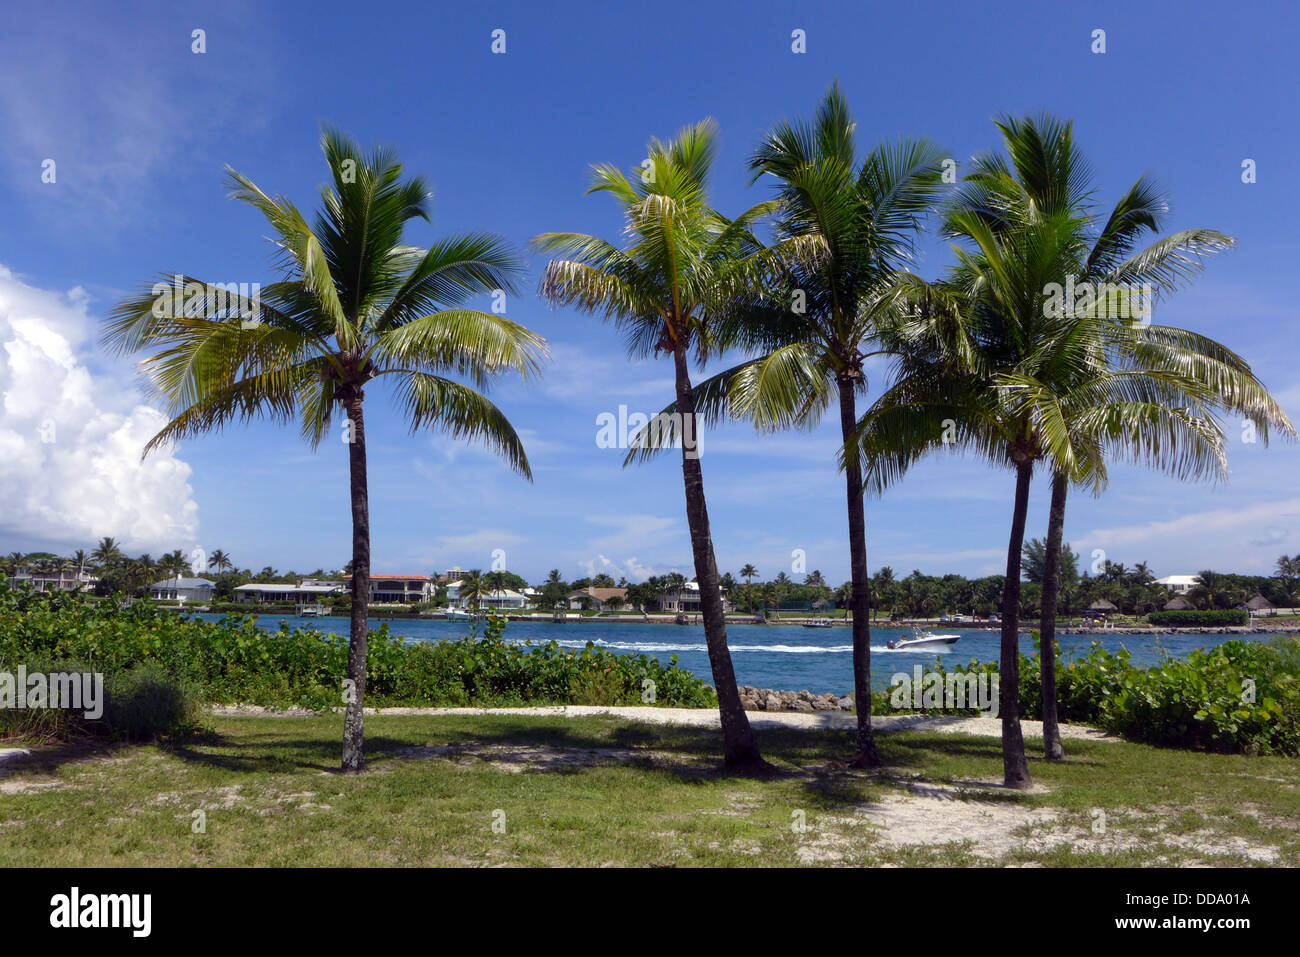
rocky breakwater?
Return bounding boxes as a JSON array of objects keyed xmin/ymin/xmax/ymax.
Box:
[{"xmin": 738, "ymin": 685, "xmax": 854, "ymax": 713}]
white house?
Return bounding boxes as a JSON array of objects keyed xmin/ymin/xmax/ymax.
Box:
[
  {"xmin": 656, "ymin": 580, "xmax": 732, "ymax": 614},
  {"xmin": 349, "ymin": 574, "xmax": 433, "ymax": 603},
  {"xmin": 234, "ymin": 581, "xmax": 344, "ymax": 604},
  {"xmin": 14, "ymin": 569, "xmax": 98, "ymax": 594},
  {"xmin": 1155, "ymin": 575, "xmax": 1199, "ymax": 595},
  {"xmin": 446, "ymin": 580, "xmax": 533, "ymax": 610},
  {"xmin": 148, "ymin": 577, "xmax": 216, "ymax": 602}
]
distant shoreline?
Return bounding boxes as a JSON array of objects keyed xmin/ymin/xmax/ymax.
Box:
[{"xmin": 174, "ymin": 606, "xmax": 1296, "ymax": 635}]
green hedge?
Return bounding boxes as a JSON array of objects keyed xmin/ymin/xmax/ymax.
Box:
[
  {"xmin": 1147, "ymin": 609, "xmax": 1249, "ymax": 627},
  {"xmin": 874, "ymin": 633, "xmax": 1300, "ymax": 756},
  {"xmin": 0, "ymin": 577, "xmax": 715, "ymax": 718}
]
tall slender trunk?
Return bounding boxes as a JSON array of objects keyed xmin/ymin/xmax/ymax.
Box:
[
  {"xmin": 341, "ymin": 390, "xmax": 370, "ymax": 773},
  {"xmin": 1039, "ymin": 470, "xmax": 1067, "ymax": 760},
  {"xmin": 838, "ymin": 376, "xmax": 878, "ymax": 765},
  {"xmin": 999, "ymin": 460, "xmax": 1033, "ymax": 789},
  {"xmin": 672, "ymin": 347, "xmax": 763, "ymax": 770}
]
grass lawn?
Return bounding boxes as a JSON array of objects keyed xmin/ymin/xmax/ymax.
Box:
[{"xmin": 2, "ymin": 713, "xmax": 1298, "ymax": 867}]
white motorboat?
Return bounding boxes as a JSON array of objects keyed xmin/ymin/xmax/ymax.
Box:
[
  {"xmin": 444, "ymin": 608, "xmax": 478, "ymax": 621},
  {"xmin": 886, "ymin": 627, "xmax": 961, "ymax": 650},
  {"xmin": 802, "ymin": 618, "xmax": 835, "ymax": 629}
]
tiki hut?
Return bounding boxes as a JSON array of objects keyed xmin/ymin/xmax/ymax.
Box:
[
  {"xmin": 1163, "ymin": 595, "xmax": 1195, "ymax": 611},
  {"xmin": 1244, "ymin": 594, "xmax": 1275, "ymax": 615},
  {"xmin": 1088, "ymin": 598, "xmax": 1119, "ymax": 614}
]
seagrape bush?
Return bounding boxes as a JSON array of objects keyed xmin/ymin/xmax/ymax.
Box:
[
  {"xmin": 865, "ymin": 633, "xmax": 1299, "ymax": 756},
  {"xmin": 0, "ymin": 577, "xmax": 716, "ymax": 716}
]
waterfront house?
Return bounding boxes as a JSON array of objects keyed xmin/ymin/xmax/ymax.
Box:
[
  {"xmin": 14, "ymin": 568, "xmax": 98, "ymax": 594},
  {"xmin": 655, "ymin": 580, "xmax": 733, "ymax": 614},
  {"xmin": 147, "ymin": 576, "xmax": 216, "ymax": 602},
  {"xmin": 234, "ymin": 580, "xmax": 345, "ymax": 604},
  {"xmin": 348, "ymin": 574, "xmax": 433, "ymax": 603},
  {"xmin": 1154, "ymin": 574, "xmax": 1199, "ymax": 594},
  {"xmin": 566, "ymin": 586, "xmax": 628, "ymax": 611}
]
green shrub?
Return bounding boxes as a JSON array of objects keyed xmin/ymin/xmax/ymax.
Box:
[
  {"xmin": 0, "ymin": 655, "xmax": 201, "ymax": 743},
  {"xmin": 0, "ymin": 579, "xmax": 714, "ymax": 715},
  {"xmin": 1147, "ymin": 609, "xmax": 1249, "ymax": 627},
  {"xmin": 865, "ymin": 633, "xmax": 1300, "ymax": 756},
  {"xmin": 102, "ymin": 663, "xmax": 203, "ymax": 739}
]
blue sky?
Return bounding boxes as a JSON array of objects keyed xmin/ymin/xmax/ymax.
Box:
[{"xmin": 1, "ymin": 0, "xmax": 1297, "ymax": 585}]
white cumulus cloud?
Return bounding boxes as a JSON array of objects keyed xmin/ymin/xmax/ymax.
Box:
[{"xmin": 0, "ymin": 266, "xmax": 199, "ymax": 552}]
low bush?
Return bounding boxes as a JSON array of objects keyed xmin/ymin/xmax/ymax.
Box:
[
  {"xmin": 0, "ymin": 577, "xmax": 715, "ymax": 718},
  {"xmin": 0, "ymin": 656, "xmax": 202, "ymax": 743},
  {"xmin": 864, "ymin": 632, "xmax": 1300, "ymax": 756}
]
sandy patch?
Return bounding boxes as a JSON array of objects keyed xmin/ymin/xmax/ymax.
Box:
[
  {"xmin": 211, "ymin": 703, "xmax": 1115, "ymax": 743},
  {"xmin": 389, "ymin": 742, "xmax": 697, "ymax": 774}
]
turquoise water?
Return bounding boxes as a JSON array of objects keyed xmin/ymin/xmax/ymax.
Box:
[{"xmin": 195, "ymin": 613, "xmax": 1274, "ymax": 695}]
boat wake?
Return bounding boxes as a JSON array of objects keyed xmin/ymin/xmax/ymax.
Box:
[
  {"xmin": 518, "ymin": 638, "xmax": 855, "ymax": 654},
  {"xmin": 870, "ymin": 644, "xmax": 953, "ymax": 654}
]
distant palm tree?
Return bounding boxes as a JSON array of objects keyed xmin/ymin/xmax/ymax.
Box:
[
  {"xmin": 92, "ymin": 537, "xmax": 121, "ymax": 567},
  {"xmin": 834, "ymin": 582, "xmax": 852, "ymax": 620},
  {"xmin": 1275, "ymin": 555, "xmax": 1300, "ymax": 606},
  {"xmin": 3, "ymin": 552, "xmax": 25, "ymax": 577},
  {"xmin": 459, "ymin": 569, "xmax": 486, "ymax": 610},
  {"xmin": 771, "ymin": 572, "xmax": 791, "ymax": 620},
  {"xmin": 208, "ymin": 549, "xmax": 233, "ymax": 573},
  {"xmin": 70, "ymin": 549, "xmax": 90, "ymax": 577},
  {"xmin": 158, "ymin": 550, "xmax": 187, "ymax": 579},
  {"xmin": 106, "ymin": 127, "xmax": 545, "ymax": 773},
  {"xmin": 535, "ymin": 120, "xmax": 771, "ymax": 771},
  {"xmin": 739, "ymin": 563, "xmax": 758, "ymax": 585}
]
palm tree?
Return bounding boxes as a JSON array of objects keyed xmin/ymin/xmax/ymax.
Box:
[
  {"xmin": 644, "ymin": 85, "xmax": 944, "ymax": 765},
  {"xmin": 2, "ymin": 552, "xmax": 25, "ymax": 577},
  {"xmin": 105, "ymin": 126, "xmax": 546, "ymax": 772},
  {"xmin": 534, "ymin": 120, "xmax": 770, "ymax": 771},
  {"xmin": 208, "ymin": 549, "xmax": 233, "ymax": 574},
  {"xmin": 459, "ymin": 569, "xmax": 486, "ymax": 610},
  {"xmin": 851, "ymin": 115, "xmax": 1293, "ymax": 784},
  {"xmin": 771, "ymin": 571, "xmax": 791, "ymax": 620},
  {"xmin": 948, "ymin": 116, "xmax": 1294, "ymax": 759},
  {"xmin": 833, "ymin": 581, "xmax": 852, "ymax": 620},
  {"xmin": 739, "ymin": 563, "xmax": 758, "ymax": 585},
  {"xmin": 92, "ymin": 537, "xmax": 121, "ymax": 568},
  {"xmin": 484, "ymin": 569, "xmax": 509, "ymax": 606},
  {"xmin": 1275, "ymin": 555, "xmax": 1300, "ymax": 606},
  {"xmin": 158, "ymin": 549, "xmax": 187, "ymax": 579},
  {"xmin": 70, "ymin": 549, "xmax": 90, "ymax": 578}
]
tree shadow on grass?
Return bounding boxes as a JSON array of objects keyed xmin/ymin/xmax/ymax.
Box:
[{"xmin": 0, "ymin": 736, "xmax": 138, "ymax": 778}]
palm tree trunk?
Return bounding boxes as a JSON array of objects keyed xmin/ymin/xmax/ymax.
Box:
[
  {"xmin": 672, "ymin": 346, "xmax": 763, "ymax": 770},
  {"xmin": 1039, "ymin": 470, "xmax": 1067, "ymax": 760},
  {"xmin": 838, "ymin": 376, "xmax": 879, "ymax": 765},
  {"xmin": 999, "ymin": 459, "xmax": 1033, "ymax": 789},
  {"xmin": 341, "ymin": 390, "xmax": 370, "ymax": 773}
]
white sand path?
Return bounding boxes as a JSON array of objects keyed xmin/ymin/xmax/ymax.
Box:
[{"xmin": 210, "ymin": 704, "xmax": 1116, "ymax": 742}]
